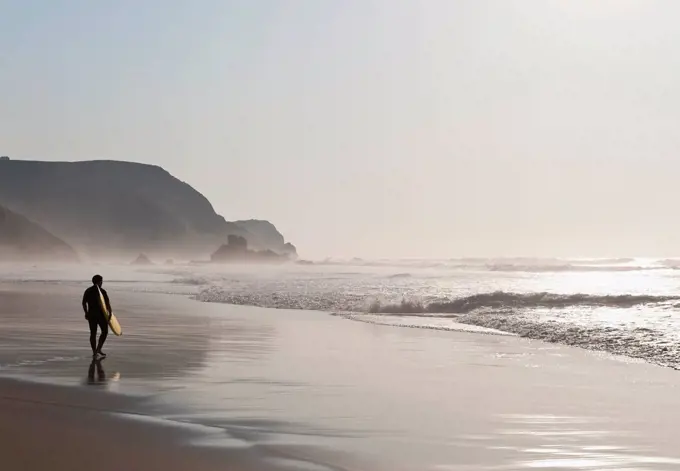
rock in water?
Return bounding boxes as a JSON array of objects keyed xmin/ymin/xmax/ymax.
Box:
[{"xmin": 131, "ymin": 253, "xmax": 153, "ymax": 265}]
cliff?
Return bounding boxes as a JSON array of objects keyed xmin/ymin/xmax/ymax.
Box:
[
  {"xmin": 0, "ymin": 159, "xmax": 297, "ymax": 259},
  {"xmin": 0, "ymin": 205, "xmax": 78, "ymax": 261}
]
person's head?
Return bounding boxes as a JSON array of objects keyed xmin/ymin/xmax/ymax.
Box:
[{"xmin": 92, "ymin": 274, "xmax": 103, "ymax": 287}]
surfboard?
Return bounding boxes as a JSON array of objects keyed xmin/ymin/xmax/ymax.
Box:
[{"xmin": 97, "ymin": 286, "xmax": 122, "ymax": 336}]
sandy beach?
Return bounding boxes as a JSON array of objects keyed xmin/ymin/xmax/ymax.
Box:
[
  {"xmin": 3, "ymin": 282, "xmax": 680, "ymax": 470},
  {"xmin": 0, "ymin": 379, "xmax": 268, "ymax": 471}
]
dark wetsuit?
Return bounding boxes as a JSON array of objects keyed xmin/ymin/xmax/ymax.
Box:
[{"xmin": 82, "ymin": 285, "xmax": 111, "ymax": 353}]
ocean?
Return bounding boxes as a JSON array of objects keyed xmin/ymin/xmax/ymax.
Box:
[{"xmin": 4, "ymin": 257, "xmax": 680, "ymax": 369}]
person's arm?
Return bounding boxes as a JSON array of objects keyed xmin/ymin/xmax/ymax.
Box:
[
  {"xmin": 103, "ymin": 290, "xmax": 112, "ymax": 313},
  {"xmin": 82, "ymin": 290, "xmax": 89, "ymax": 318}
]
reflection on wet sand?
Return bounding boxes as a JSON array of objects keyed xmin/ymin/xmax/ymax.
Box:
[
  {"xmin": 492, "ymin": 414, "xmax": 680, "ymax": 470},
  {"xmin": 85, "ymin": 359, "xmax": 121, "ymax": 387},
  {"xmin": 86, "ymin": 359, "xmax": 106, "ymax": 385},
  {"xmin": 0, "ymin": 285, "xmax": 273, "ymax": 383}
]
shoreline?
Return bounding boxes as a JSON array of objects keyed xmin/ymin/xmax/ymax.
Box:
[
  {"xmin": 197, "ymin": 293, "xmax": 680, "ymax": 372},
  {"xmin": 3, "ymin": 274, "xmax": 680, "ymax": 376},
  {"xmin": 4, "ymin": 283, "xmax": 680, "ymax": 470},
  {"xmin": 5, "ymin": 263, "xmax": 680, "ymax": 372}
]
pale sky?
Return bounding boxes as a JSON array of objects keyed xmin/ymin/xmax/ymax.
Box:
[{"xmin": 2, "ymin": 0, "xmax": 680, "ymax": 259}]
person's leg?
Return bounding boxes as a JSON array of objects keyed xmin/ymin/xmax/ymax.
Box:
[
  {"xmin": 88, "ymin": 317, "xmax": 98, "ymax": 354},
  {"xmin": 95, "ymin": 317, "xmax": 108, "ymax": 354}
]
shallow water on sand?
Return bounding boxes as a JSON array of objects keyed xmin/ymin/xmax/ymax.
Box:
[{"xmin": 3, "ymin": 280, "xmax": 680, "ymax": 470}]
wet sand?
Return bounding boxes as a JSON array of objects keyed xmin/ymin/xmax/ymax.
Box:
[
  {"xmin": 0, "ymin": 379, "xmax": 263, "ymax": 471},
  {"xmin": 3, "ymin": 282, "xmax": 680, "ymax": 470}
]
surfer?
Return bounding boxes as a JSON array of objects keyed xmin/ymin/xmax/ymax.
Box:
[{"xmin": 82, "ymin": 274, "xmax": 111, "ymax": 359}]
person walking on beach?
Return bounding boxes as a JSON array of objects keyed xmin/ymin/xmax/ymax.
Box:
[{"xmin": 82, "ymin": 274, "xmax": 111, "ymax": 359}]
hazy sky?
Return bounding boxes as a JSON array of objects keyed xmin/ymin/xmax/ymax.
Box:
[{"xmin": 2, "ymin": 0, "xmax": 680, "ymax": 258}]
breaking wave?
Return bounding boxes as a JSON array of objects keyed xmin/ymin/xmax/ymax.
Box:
[
  {"xmin": 486, "ymin": 264, "xmax": 663, "ymax": 273},
  {"xmin": 193, "ymin": 277, "xmax": 680, "ymax": 369},
  {"xmin": 171, "ymin": 276, "xmax": 211, "ymax": 286},
  {"xmin": 369, "ymin": 292, "xmax": 680, "ymax": 314},
  {"xmin": 196, "ymin": 287, "xmax": 680, "ymax": 316},
  {"xmin": 195, "ymin": 287, "xmax": 370, "ymax": 312}
]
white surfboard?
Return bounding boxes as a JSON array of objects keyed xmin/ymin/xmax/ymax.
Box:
[{"xmin": 97, "ymin": 286, "xmax": 122, "ymax": 336}]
